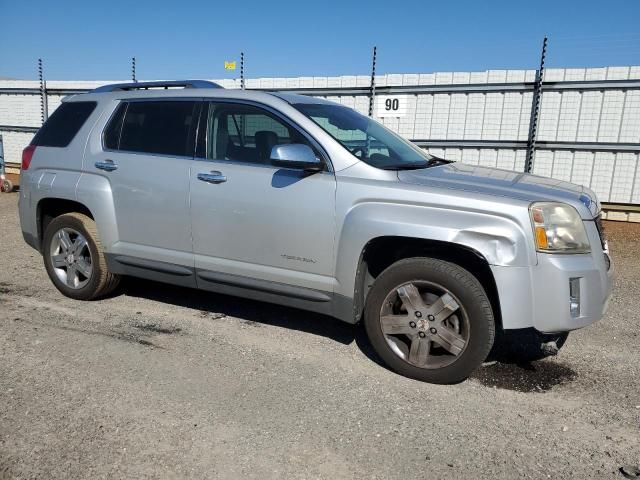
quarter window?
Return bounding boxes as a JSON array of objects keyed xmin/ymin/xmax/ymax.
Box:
[
  {"xmin": 103, "ymin": 103, "xmax": 127, "ymax": 150},
  {"xmin": 114, "ymin": 101, "xmax": 198, "ymax": 157}
]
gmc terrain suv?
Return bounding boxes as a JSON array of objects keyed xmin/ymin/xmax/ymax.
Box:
[{"xmin": 19, "ymin": 80, "xmax": 613, "ymax": 384}]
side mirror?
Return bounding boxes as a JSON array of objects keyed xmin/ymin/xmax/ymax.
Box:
[{"xmin": 270, "ymin": 144, "xmax": 323, "ymax": 171}]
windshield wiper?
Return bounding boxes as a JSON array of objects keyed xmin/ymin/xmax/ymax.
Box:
[
  {"xmin": 380, "ymin": 162, "xmax": 429, "ymax": 170},
  {"xmin": 427, "ymin": 156, "xmax": 453, "ymax": 166}
]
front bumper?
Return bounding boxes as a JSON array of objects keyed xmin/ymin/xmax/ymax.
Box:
[{"xmin": 491, "ymin": 221, "xmax": 613, "ymax": 333}]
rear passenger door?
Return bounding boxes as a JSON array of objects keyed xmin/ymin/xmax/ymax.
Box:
[{"xmin": 93, "ymin": 99, "xmax": 199, "ymax": 279}]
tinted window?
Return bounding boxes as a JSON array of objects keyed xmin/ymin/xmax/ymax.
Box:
[
  {"xmin": 119, "ymin": 101, "xmax": 198, "ymax": 156},
  {"xmin": 31, "ymin": 101, "xmax": 96, "ymax": 147},
  {"xmin": 207, "ymin": 103, "xmax": 311, "ymax": 164},
  {"xmin": 103, "ymin": 103, "xmax": 127, "ymax": 150}
]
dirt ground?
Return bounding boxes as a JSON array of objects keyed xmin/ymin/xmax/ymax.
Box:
[{"xmin": 0, "ymin": 192, "xmax": 638, "ymax": 479}]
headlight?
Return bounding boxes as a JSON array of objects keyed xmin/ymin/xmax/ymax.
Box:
[{"xmin": 529, "ymin": 202, "xmax": 590, "ymax": 253}]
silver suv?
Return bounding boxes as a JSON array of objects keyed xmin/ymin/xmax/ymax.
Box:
[{"xmin": 18, "ymin": 80, "xmax": 613, "ymax": 384}]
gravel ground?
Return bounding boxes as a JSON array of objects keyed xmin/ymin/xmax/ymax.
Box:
[{"xmin": 0, "ymin": 192, "xmax": 639, "ymax": 479}]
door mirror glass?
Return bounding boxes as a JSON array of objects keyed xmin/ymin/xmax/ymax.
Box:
[{"xmin": 270, "ymin": 144, "xmax": 322, "ymax": 171}]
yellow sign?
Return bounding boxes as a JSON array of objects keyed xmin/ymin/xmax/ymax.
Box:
[{"xmin": 224, "ymin": 61, "xmax": 237, "ymax": 70}]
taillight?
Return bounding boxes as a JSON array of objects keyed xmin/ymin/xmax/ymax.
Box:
[{"xmin": 22, "ymin": 145, "xmax": 36, "ymax": 170}]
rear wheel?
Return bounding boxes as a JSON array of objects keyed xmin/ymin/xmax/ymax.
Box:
[
  {"xmin": 43, "ymin": 213, "xmax": 120, "ymax": 300},
  {"xmin": 364, "ymin": 257, "xmax": 495, "ymax": 384},
  {"xmin": 1, "ymin": 179, "xmax": 12, "ymax": 193}
]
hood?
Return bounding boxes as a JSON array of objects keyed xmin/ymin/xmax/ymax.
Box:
[{"xmin": 398, "ymin": 163, "xmax": 600, "ymax": 218}]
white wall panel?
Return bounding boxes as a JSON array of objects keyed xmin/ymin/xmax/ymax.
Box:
[
  {"xmin": 577, "ymin": 91, "xmax": 603, "ymax": 142},
  {"xmin": 446, "ymin": 94, "xmax": 467, "ymax": 139},
  {"xmin": 551, "ymin": 151, "xmax": 573, "ymax": 182},
  {"xmin": 598, "ymin": 91, "xmax": 625, "ymax": 142},
  {"xmin": 538, "ymin": 91, "xmax": 562, "ymax": 141},
  {"xmin": 496, "ymin": 150, "xmax": 517, "ymax": 171},
  {"xmin": 478, "ymin": 149, "xmax": 498, "ymax": 168},
  {"xmin": 500, "ymin": 93, "xmax": 523, "ymax": 140},
  {"xmin": 556, "ymin": 91, "xmax": 582, "ymax": 141},
  {"xmin": 464, "ymin": 94, "xmax": 485, "ymax": 139},
  {"xmin": 532, "ymin": 150, "xmax": 554, "ymax": 178},
  {"xmin": 571, "ymin": 152, "xmax": 595, "ymax": 188},
  {"xmin": 429, "ymin": 94, "xmax": 450, "ymax": 139},
  {"xmin": 619, "ymin": 90, "xmax": 640, "ymax": 143},
  {"xmin": 1, "ymin": 68, "xmax": 639, "ymax": 207},
  {"xmin": 413, "ymin": 95, "xmax": 433, "ymax": 139},
  {"xmin": 590, "ymin": 152, "xmax": 616, "ymax": 200},
  {"xmin": 610, "ymin": 153, "xmax": 637, "ymax": 203},
  {"xmin": 1, "ymin": 131, "xmax": 34, "ymax": 166}
]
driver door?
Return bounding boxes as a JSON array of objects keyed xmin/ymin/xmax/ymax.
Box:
[{"xmin": 189, "ymin": 101, "xmax": 337, "ymax": 295}]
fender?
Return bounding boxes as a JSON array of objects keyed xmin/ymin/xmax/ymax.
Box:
[
  {"xmin": 333, "ymin": 201, "xmax": 533, "ymax": 301},
  {"xmin": 75, "ymin": 172, "xmax": 119, "ymax": 249},
  {"xmin": 30, "ymin": 168, "xmax": 83, "ymax": 244}
]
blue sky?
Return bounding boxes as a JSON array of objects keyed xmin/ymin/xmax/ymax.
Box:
[{"xmin": 1, "ymin": 0, "xmax": 639, "ymax": 80}]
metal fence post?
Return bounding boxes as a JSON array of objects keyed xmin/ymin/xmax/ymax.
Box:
[
  {"xmin": 525, "ymin": 37, "xmax": 548, "ymax": 173},
  {"xmin": 38, "ymin": 58, "xmax": 48, "ymax": 124},
  {"xmin": 368, "ymin": 46, "xmax": 377, "ymax": 117},
  {"xmin": 240, "ymin": 52, "xmax": 245, "ymax": 90}
]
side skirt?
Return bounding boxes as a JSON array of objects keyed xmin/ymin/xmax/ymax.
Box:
[
  {"xmin": 104, "ymin": 254, "xmax": 356, "ymax": 323},
  {"xmin": 105, "ymin": 254, "xmax": 197, "ymax": 288}
]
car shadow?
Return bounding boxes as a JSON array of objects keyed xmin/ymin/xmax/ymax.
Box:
[
  {"xmin": 119, "ymin": 277, "xmax": 360, "ymax": 347},
  {"xmin": 471, "ymin": 360, "xmax": 577, "ymax": 393},
  {"xmin": 118, "ymin": 278, "xmax": 576, "ymax": 391}
]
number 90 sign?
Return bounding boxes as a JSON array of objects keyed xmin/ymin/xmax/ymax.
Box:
[{"xmin": 376, "ymin": 95, "xmax": 408, "ymax": 118}]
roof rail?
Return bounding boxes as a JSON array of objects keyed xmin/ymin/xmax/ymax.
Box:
[{"xmin": 91, "ymin": 80, "xmax": 223, "ymax": 93}]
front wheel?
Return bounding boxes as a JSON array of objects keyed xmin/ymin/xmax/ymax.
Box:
[{"xmin": 364, "ymin": 258, "xmax": 495, "ymax": 384}]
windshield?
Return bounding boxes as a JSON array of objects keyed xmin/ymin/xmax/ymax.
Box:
[{"xmin": 293, "ymin": 103, "xmax": 434, "ymax": 170}]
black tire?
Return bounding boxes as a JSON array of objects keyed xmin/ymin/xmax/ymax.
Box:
[
  {"xmin": 1, "ymin": 179, "xmax": 12, "ymax": 193},
  {"xmin": 43, "ymin": 212, "xmax": 120, "ymax": 300},
  {"xmin": 491, "ymin": 330, "xmax": 569, "ymax": 363},
  {"xmin": 364, "ymin": 257, "xmax": 495, "ymax": 384}
]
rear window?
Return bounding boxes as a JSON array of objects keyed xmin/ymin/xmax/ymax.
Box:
[
  {"xmin": 31, "ymin": 101, "xmax": 97, "ymax": 147},
  {"xmin": 113, "ymin": 101, "xmax": 198, "ymax": 157}
]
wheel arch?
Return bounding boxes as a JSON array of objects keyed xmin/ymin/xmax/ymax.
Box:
[
  {"xmin": 37, "ymin": 197, "xmax": 94, "ymax": 250},
  {"xmin": 352, "ymin": 236, "xmax": 502, "ymax": 330}
]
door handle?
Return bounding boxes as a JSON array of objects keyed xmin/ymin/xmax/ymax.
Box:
[
  {"xmin": 197, "ymin": 171, "xmax": 227, "ymax": 184},
  {"xmin": 95, "ymin": 160, "xmax": 118, "ymax": 172}
]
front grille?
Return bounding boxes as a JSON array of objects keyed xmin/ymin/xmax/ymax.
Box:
[{"xmin": 594, "ymin": 214, "xmax": 607, "ymax": 250}]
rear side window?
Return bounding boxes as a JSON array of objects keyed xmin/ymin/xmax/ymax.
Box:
[
  {"xmin": 31, "ymin": 101, "xmax": 97, "ymax": 147},
  {"xmin": 114, "ymin": 101, "xmax": 198, "ymax": 157}
]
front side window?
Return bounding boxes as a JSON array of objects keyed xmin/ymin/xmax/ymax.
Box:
[
  {"xmin": 112, "ymin": 101, "xmax": 198, "ymax": 156},
  {"xmin": 206, "ymin": 103, "xmax": 312, "ymax": 164},
  {"xmin": 293, "ymin": 102, "xmax": 435, "ymax": 170}
]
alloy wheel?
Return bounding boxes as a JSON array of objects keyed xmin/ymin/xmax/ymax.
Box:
[
  {"xmin": 49, "ymin": 227, "xmax": 93, "ymax": 289},
  {"xmin": 379, "ymin": 281, "xmax": 470, "ymax": 369}
]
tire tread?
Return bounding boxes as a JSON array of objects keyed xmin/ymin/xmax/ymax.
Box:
[
  {"xmin": 364, "ymin": 257, "xmax": 495, "ymax": 384},
  {"xmin": 43, "ymin": 212, "xmax": 120, "ymax": 300}
]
